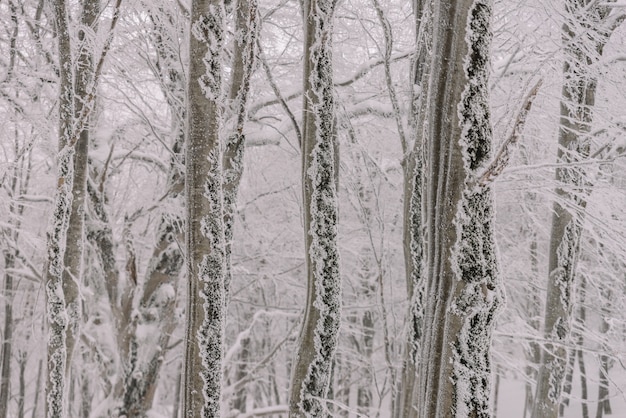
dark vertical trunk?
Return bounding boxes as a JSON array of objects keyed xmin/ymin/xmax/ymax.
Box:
[
  {"xmin": 560, "ymin": 347, "xmax": 576, "ymax": 416},
  {"xmin": 17, "ymin": 352, "xmax": 25, "ymax": 418},
  {"xmin": 62, "ymin": 0, "xmax": 100, "ymax": 384},
  {"xmin": 596, "ymin": 295, "xmax": 612, "ymax": 418},
  {"xmin": 0, "ymin": 254, "xmax": 15, "ymax": 418},
  {"xmin": 396, "ymin": 1, "xmax": 430, "ymax": 416},
  {"xmin": 232, "ymin": 336, "xmax": 251, "ymax": 413},
  {"xmin": 223, "ymin": 0, "xmax": 258, "ymax": 302},
  {"xmin": 577, "ymin": 277, "xmax": 589, "ymax": 418},
  {"xmin": 596, "ymin": 353, "xmax": 611, "ymax": 418},
  {"xmin": 223, "ymin": 2, "xmax": 258, "ymax": 411},
  {"xmin": 288, "ymin": 0, "xmax": 341, "ymax": 416},
  {"xmin": 46, "ymin": 2, "xmax": 75, "ymax": 415}
]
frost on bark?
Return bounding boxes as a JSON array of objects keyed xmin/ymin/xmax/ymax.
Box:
[
  {"xmin": 531, "ymin": 2, "xmax": 614, "ymax": 417},
  {"xmin": 416, "ymin": 1, "xmax": 503, "ymax": 417},
  {"xmin": 288, "ymin": 0, "xmax": 341, "ymax": 416},
  {"xmin": 62, "ymin": 0, "xmax": 99, "ymax": 390},
  {"xmin": 395, "ymin": 1, "xmax": 431, "ymax": 416},
  {"xmin": 184, "ymin": 1, "xmax": 226, "ymax": 417},
  {"xmin": 223, "ymin": 0, "xmax": 258, "ymax": 304},
  {"xmin": 45, "ymin": 0, "xmax": 115, "ymax": 415},
  {"xmin": 45, "ymin": 1, "xmax": 75, "ymax": 415},
  {"xmin": 222, "ymin": 0, "xmax": 258, "ymax": 411}
]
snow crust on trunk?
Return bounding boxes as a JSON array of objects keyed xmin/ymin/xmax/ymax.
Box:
[
  {"xmin": 449, "ymin": 1, "xmax": 504, "ymax": 416},
  {"xmin": 406, "ymin": 154, "xmax": 424, "ymax": 367},
  {"xmin": 191, "ymin": 6, "xmax": 224, "ymax": 103},
  {"xmin": 198, "ymin": 149, "xmax": 226, "ymax": 417},
  {"xmin": 295, "ymin": 1, "xmax": 341, "ymax": 416},
  {"xmin": 223, "ymin": 0, "xmax": 258, "ymax": 303},
  {"xmin": 46, "ymin": 145, "xmax": 75, "ymax": 417},
  {"xmin": 185, "ymin": 2, "xmax": 226, "ymax": 416}
]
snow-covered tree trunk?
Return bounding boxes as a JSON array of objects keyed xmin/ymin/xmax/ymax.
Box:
[
  {"xmin": 415, "ymin": 0, "xmax": 504, "ymax": 416},
  {"xmin": 531, "ymin": 2, "xmax": 615, "ymax": 417},
  {"xmin": 288, "ymin": 0, "xmax": 341, "ymax": 416},
  {"xmin": 0, "ymin": 253, "xmax": 14, "ymax": 418},
  {"xmin": 46, "ymin": 1, "xmax": 119, "ymax": 414},
  {"xmin": 223, "ymin": 0, "xmax": 258, "ymax": 303},
  {"xmin": 45, "ymin": 1, "xmax": 75, "ymax": 415},
  {"xmin": 222, "ymin": 1, "xmax": 258, "ymax": 411},
  {"xmin": 183, "ymin": 0, "xmax": 226, "ymax": 416},
  {"xmin": 395, "ymin": 1, "xmax": 431, "ymax": 416},
  {"xmin": 61, "ymin": 0, "xmax": 99, "ymax": 388}
]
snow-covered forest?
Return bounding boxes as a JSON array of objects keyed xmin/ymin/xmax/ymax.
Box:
[{"xmin": 1, "ymin": 0, "xmax": 625, "ymax": 417}]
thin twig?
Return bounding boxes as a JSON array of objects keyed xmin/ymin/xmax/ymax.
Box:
[{"xmin": 474, "ymin": 79, "xmax": 543, "ymax": 187}]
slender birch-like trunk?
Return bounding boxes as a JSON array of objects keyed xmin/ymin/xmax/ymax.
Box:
[
  {"xmin": 62, "ymin": 0, "xmax": 99, "ymax": 385},
  {"xmin": 531, "ymin": 3, "xmax": 616, "ymax": 416},
  {"xmin": 395, "ymin": 1, "xmax": 431, "ymax": 416},
  {"xmin": 288, "ymin": 0, "xmax": 341, "ymax": 416},
  {"xmin": 183, "ymin": 0, "xmax": 226, "ymax": 416},
  {"xmin": 223, "ymin": 0, "xmax": 258, "ymax": 411}
]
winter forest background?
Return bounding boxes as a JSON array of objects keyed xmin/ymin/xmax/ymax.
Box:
[{"xmin": 1, "ymin": 0, "xmax": 626, "ymax": 417}]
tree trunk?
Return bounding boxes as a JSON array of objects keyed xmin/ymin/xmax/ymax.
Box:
[
  {"xmin": 222, "ymin": 3, "xmax": 258, "ymax": 409},
  {"xmin": 395, "ymin": 1, "xmax": 430, "ymax": 415},
  {"xmin": 596, "ymin": 291, "xmax": 612, "ymax": 418},
  {"xmin": 288, "ymin": 0, "xmax": 341, "ymax": 416},
  {"xmin": 46, "ymin": 1, "xmax": 112, "ymax": 414},
  {"xmin": 1, "ymin": 254, "xmax": 15, "ymax": 418},
  {"xmin": 62, "ymin": 0, "xmax": 99, "ymax": 386},
  {"xmin": 17, "ymin": 352, "xmax": 25, "ymax": 418},
  {"xmin": 524, "ymin": 235, "xmax": 542, "ymax": 418},
  {"xmin": 531, "ymin": 3, "xmax": 612, "ymax": 417},
  {"xmin": 45, "ymin": 2, "xmax": 76, "ymax": 415},
  {"xmin": 183, "ymin": 0, "xmax": 226, "ymax": 416},
  {"xmin": 416, "ymin": 0, "xmax": 504, "ymax": 416},
  {"xmin": 223, "ymin": 0, "xmax": 258, "ymax": 304}
]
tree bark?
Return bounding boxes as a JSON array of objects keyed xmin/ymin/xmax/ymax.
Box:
[
  {"xmin": 46, "ymin": 1, "xmax": 114, "ymax": 414},
  {"xmin": 415, "ymin": 0, "xmax": 504, "ymax": 416},
  {"xmin": 183, "ymin": 0, "xmax": 226, "ymax": 416},
  {"xmin": 395, "ymin": 1, "xmax": 430, "ymax": 416},
  {"xmin": 531, "ymin": 3, "xmax": 613, "ymax": 416},
  {"xmin": 288, "ymin": 0, "xmax": 341, "ymax": 416},
  {"xmin": 1, "ymin": 254, "xmax": 15, "ymax": 418},
  {"xmin": 62, "ymin": 0, "xmax": 99, "ymax": 387},
  {"xmin": 223, "ymin": 0, "xmax": 258, "ymax": 304},
  {"xmin": 596, "ymin": 289, "xmax": 612, "ymax": 418},
  {"xmin": 45, "ymin": 2, "xmax": 76, "ymax": 415}
]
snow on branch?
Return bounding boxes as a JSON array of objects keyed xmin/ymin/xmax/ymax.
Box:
[
  {"xmin": 474, "ymin": 79, "xmax": 542, "ymax": 187},
  {"xmin": 248, "ymin": 50, "xmax": 412, "ymax": 116}
]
